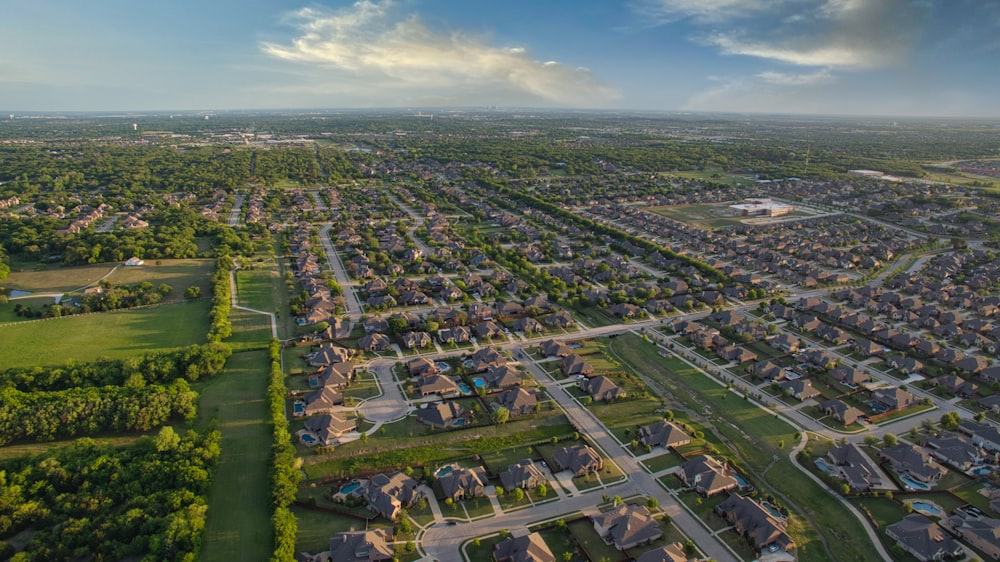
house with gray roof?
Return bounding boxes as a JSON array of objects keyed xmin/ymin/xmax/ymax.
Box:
[
  {"xmin": 469, "ymin": 347, "xmax": 506, "ymax": 372},
  {"xmin": 716, "ymin": 495, "xmax": 794, "ymax": 553},
  {"xmin": 638, "ymin": 420, "xmax": 691, "ymax": 450},
  {"xmin": 363, "ymin": 472, "xmax": 420, "ymax": 521},
  {"xmin": 301, "ymin": 386, "xmax": 344, "ymax": 417},
  {"xmin": 562, "ymin": 354, "xmax": 594, "ymax": 377},
  {"xmin": 826, "ymin": 443, "xmax": 882, "ymax": 491},
  {"xmin": 304, "ymin": 413, "xmax": 357, "ymax": 446},
  {"xmin": 539, "ymin": 339, "xmax": 572, "ymax": 358},
  {"xmin": 580, "ymin": 375, "xmax": 625, "ymax": 402},
  {"xmin": 886, "ymin": 514, "xmax": 964, "ymax": 562},
  {"xmin": 438, "ymin": 466, "xmax": 488, "ymax": 502},
  {"xmin": 419, "ymin": 374, "xmax": 461, "ymax": 397},
  {"xmin": 495, "ymin": 387, "xmax": 537, "ymax": 417},
  {"xmin": 634, "ymin": 544, "xmax": 689, "ymax": 562},
  {"xmin": 871, "ymin": 387, "xmax": 917, "ymax": 413},
  {"xmin": 881, "ymin": 443, "xmax": 947, "ymax": 485},
  {"xmin": 946, "ymin": 511, "xmax": 1000, "ymax": 560},
  {"xmin": 358, "ymin": 332, "xmax": 392, "ymax": 352},
  {"xmin": 416, "ymin": 401, "xmax": 465, "ymax": 429},
  {"xmin": 485, "ymin": 365, "xmax": 522, "ymax": 390},
  {"xmin": 818, "ymin": 398, "xmax": 864, "ymax": 426},
  {"xmin": 925, "ymin": 432, "xmax": 984, "ymax": 472},
  {"xmin": 499, "ymin": 460, "xmax": 546, "ymax": 491},
  {"xmin": 680, "ymin": 455, "xmax": 739, "ymax": 497},
  {"xmin": 492, "ymin": 532, "xmax": 555, "ymax": 562},
  {"xmin": 319, "ymin": 529, "xmax": 394, "ymax": 562},
  {"xmin": 553, "ymin": 445, "xmax": 603, "ymax": 476},
  {"xmin": 778, "ymin": 379, "xmax": 821, "ymax": 401},
  {"xmin": 591, "ymin": 504, "xmax": 662, "ymax": 551}
]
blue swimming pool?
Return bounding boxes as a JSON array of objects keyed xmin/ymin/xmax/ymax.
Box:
[
  {"xmin": 458, "ymin": 383, "xmax": 472, "ymax": 394},
  {"xmin": 436, "ymin": 362, "xmax": 451, "ymax": 372},
  {"xmin": 900, "ymin": 475, "xmax": 932, "ymax": 491},
  {"xmin": 293, "ymin": 402, "xmax": 305, "ymax": 415},
  {"xmin": 340, "ymin": 481, "xmax": 361, "ymax": 494},
  {"xmin": 911, "ymin": 501, "xmax": 941, "ymax": 516},
  {"xmin": 454, "ymin": 419, "xmax": 466, "ymax": 426},
  {"xmin": 815, "ymin": 458, "xmax": 836, "ymax": 475},
  {"xmin": 972, "ymin": 467, "xmax": 992, "ymax": 476},
  {"xmin": 735, "ymin": 474, "xmax": 750, "ymax": 488},
  {"xmin": 300, "ymin": 433, "xmax": 317, "ymax": 445},
  {"xmin": 436, "ymin": 465, "xmax": 454, "ymax": 477},
  {"xmin": 568, "ymin": 342, "xmax": 582, "ymax": 348},
  {"xmin": 462, "ymin": 360, "xmax": 474, "ymax": 368},
  {"xmin": 472, "ymin": 377, "xmax": 485, "ymax": 388}
]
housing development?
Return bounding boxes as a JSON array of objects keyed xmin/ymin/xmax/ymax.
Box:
[{"xmin": 2, "ymin": 112, "xmax": 1000, "ymax": 562}]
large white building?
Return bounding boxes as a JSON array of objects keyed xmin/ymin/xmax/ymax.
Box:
[{"xmin": 729, "ymin": 198, "xmax": 794, "ymax": 217}]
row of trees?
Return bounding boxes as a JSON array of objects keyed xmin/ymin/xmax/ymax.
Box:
[
  {"xmin": 0, "ymin": 429, "xmax": 220, "ymax": 561},
  {"xmin": 207, "ymin": 256, "xmax": 232, "ymax": 343},
  {"xmin": 268, "ymin": 339, "xmax": 299, "ymax": 561},
  {"xmin": 0, "ymin": 342, "xmax": 232, "ymax": 392},
  {"xmin": 0, "ymin": 380, "xmax": 197, "ymax": 444}
]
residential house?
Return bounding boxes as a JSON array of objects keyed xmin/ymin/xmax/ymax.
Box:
[
  {"xmin": 484, "ymin": 365, "xmax": 522, "ymax": 390},
  {"xmin": 301, "ymin": 386, "xmax": 344, "ymax": 417},
  {"xmin": 543, "ymin": 310, "xmax": 575, "ymax": 329},
  {"xmin": 419, "ymin": 375, "xmax": 461, "ymax": 397},
  {"xmin": 438, "ymin": 326, "xmax": 472, "ymax": 344},
  {"xmin": 539, "ymin": 339, "xmax": 572, "ymax": 358},
  {"xmin": 400, "ymin": 331, "xmax": 432, "ymax": 349},
  {"xmin": 881, "ymin": 443, "xmax": 947, "ymax": 485},
  {"xmin": 826, "ymin": 443, "xmax": 882, "ymax": 491},
  {"xmin": 474, "ymin": 321, "xmax": 506, "ymax": 340},
  {"xmin": 828, "ymin": 366, "xmax": 871, "ymax": 388},
  {"xmin": 495, "ymin": 387, "xmax": 538, "ymax": 417},
  {"xmin": 638, "ymin": 421, "xmax": 691, "ymax": 450},
  {"xmin": 417, "ymin": 401, "xmax": 465, "ymax": 429},
  {"xmin": 925, "ymin": 432, "xmax": 983, "ymax": 472},
  {"xmin": 946, "ymin": 511, "xmax": 1000, "ymax": 560},
  {"xmin": 886, "ymin": 514, "xmax": 964, "ymax": 562},
  {"xmin": 492, "ymin": 532, "xmax": 555, "ymax": 562},
  {"xmin": 321, "ymin": 529, "xmax": 394, "ymax": 562},
  {"xmin": 304, "ymin": 413, "xmax": 357, "ymax": 446},
  {"xmin": 469, "ymin": 347, "xmax": 507, "ymax": 372},
  {"xmin": 718, "ymin": 345, "xmax": 758, "ymax": 364},
  {"xmin": 581, "ymin": 375, "xmax": 625, "ymax": 402},
  {"xmin": 306, "ymin": 345, "xmax": 355, "ymax": 367},
  {"xmin": 753, "ymin": 360, "xmax": 786, "ymax": 382},
  {"xmin": 359, "ymin": 333, "xmax": 392, "ymax": 352},
  {"xmin": 591, "ymin": 504, "xmax": 662, "ymax": 551},
  {"xmin": 438, "ymin": 466, "xmax": 488, "ymax": 502},
  {"xmin": 818, "ymin": 399, "xmax": 864, "ymax": 426},
  {"xmin": 771, "ymin": 333, "xmax": 801, "ymax": 354},
  {"xmin": 499, "ymin": 460, "xmax": 546, "ymax": 491},
  {"xmin": 871, "ymin": 387, "xmax": 917, "ymax": 413},
  {"xmin": 513, "ymin": 317, "xmax": 544, "ymax": 334},
  {"xmin": 679, "ymin": 455, "xmax": 739, "ymax": 497},
  {"xmin": 634, "ymin": 544, "xmax": 689, "ymax": 562},
  {"xmin": 932, "ymin": 375, "xmax": 978, "ymax": 399},
  {"xmin": 716, "ymin": 495, "xmax": 795, "ymax": 553},
  {"xmin": 363, "ymin": 472, "xmax": 420, "ymax": 521},
  {"xmin": 959, "ymin": 421, "xmax": 1000, "ymax": 453},
  {"xmin": 778, "ymin": 379, "xmax": 821, "ymax": 401},
  {"xmin": 562, "ymin": 355, "xmax": 594, "ymax": 377},
  {"xmin": 407, "ymin": 358, "xmax": 438, "ymax": 377},
  {"xmin": 552, "ymin": 445, "xmax": 603, "ymax": 476}
]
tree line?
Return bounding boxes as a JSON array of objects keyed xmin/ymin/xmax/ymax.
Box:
[{"xmin": 268, "ymin": 339, "xmax": 299, "ymax": 562}]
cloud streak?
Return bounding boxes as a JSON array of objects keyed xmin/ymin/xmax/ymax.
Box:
[{"xmin": 261, "ymin": 1, "xmax": 617, "ymax": 106}]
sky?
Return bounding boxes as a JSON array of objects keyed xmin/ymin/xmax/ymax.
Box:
[{"xmin": 1, "ymin": 0, "xmax": 999, "ymax": 116}]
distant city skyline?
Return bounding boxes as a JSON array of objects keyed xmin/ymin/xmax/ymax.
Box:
[{"xmin": 2, "ymin": 0, "xmax": 998, "ymax": 117}]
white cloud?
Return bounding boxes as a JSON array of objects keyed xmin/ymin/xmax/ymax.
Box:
[
  {"xmin": 703, "ymin": 0, "xmax": 922, "ymax": 69},
  {"xmin": 261, "ymin": 1, "xmax": 617, "ymax": 106},
  {"xmin": 756, "ymin": 69, "xmax": 834, "ymax": 86},
  {"xmin": 634, "ymin": 0, "xmax": 779, "ymax": 23}
]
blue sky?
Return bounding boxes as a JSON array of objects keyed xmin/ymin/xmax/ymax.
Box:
[{"xmin": 1, "ymin": 0, "xmax": 998, "ymax": 116}]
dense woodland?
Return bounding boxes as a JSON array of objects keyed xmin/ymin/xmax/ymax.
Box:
[{"xmin": 0, "ymin": 429, "xmax": 219, "ymax": 561}]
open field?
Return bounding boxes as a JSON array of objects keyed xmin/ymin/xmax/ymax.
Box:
[
  {"xmin": 0, "ymin": 299, "xmax": 211, "ymax": 368},
  {"xmin": 199, "ymin": 349, "xmax": 273, "ymax": 562},
  {"xmin": 2, "ymin": 258, "xmax": 214, "ymax": 302},
  {"xmin": 236, "ymin": 266, "xmax": 281, "ymax": 313},
  {"xmin": 0, "ymin": 434, "xmax": 145, "ymax": 461},
  {"xmin": 228, "ymin": 308, "xmax": 274, "ymax": 351}
]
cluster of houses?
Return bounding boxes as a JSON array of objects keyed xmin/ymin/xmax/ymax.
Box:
[
  {"xmin": 55, "ymin": 202, "xmax": 111, "ymax": 235},
  {"xmin": 291, "ymin": 345, "xmax": 359, "ymax": 446},
  {"xmin": 538, "ymin": 339, "xmax": 629, "ymax": 402}
]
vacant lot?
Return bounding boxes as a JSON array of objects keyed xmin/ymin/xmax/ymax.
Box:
[
  {"xmin": 0, "ymin": 299, "xmax": 211, "ymax": 368},
  {"xmin": 199, "ymin": 349, "xmax": 273, "ymax": 562},
  {"xmin": 3, "ymin": 259, "xmax": 213, "ymax": 302}
]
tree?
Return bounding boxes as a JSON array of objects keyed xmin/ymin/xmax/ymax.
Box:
[
  {"xmin": 513, "ymin": 488, "xmax": 525, "ymax": 502},
  {"xmin": 940, "ymin": 411, "xmax": 961, "ymax": 431},
  {"xmin": 646, "ymin": 497, "xmax": 659, "ymax": 509},
  {"xmin": 492, "ymin": 406, "xmax": 510, "ymax": 425},
  {"xmin": 535, "ymin": 483, "xmax": 547, "ymax": 497},
  {"xmin": 184, "ymin": 286, "xmax": 200, "ymax": 299},
  {"xmin": 155, "ymin": 425, "xmax": 181, "ymax": 452},
  {"xmin": 976, "ymin": 411, "xmax": 987, "ymax": 423},
  {"xmin": 883, "ymin": 433, "xmax": 898, "ymax": 448}
]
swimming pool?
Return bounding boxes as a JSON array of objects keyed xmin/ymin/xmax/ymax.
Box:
[
  {"xmin": 454, "ymin": 419, "xmax": 466, "ymax": 426},
  {"xmin": 910, "ymin": 501, "xmax": 942, "ymax": 516},
  {"xmin": 436, "ymin": 465, "xmax": 455, "ymax": 477},
  {"xmin": 472, "ymin": 377, "xmax": 485, "ymax": 388},
  {"xmin": 462, "ymin": 360, "xmax": 474, "ymax": 368},
  {"xmin": 568, "ymin": 342, "xmax": 582, "ymax": 349},
  {"xmin": 972, "ymin": 467, "xmax": 992, "ymax": 476},
  {"xmin": 436, "ymin": 362, "xmax": 452, "ymax": 372},
  {"xmin": 900, "ymin": 475, "xmax": 932, "ymax": 491},
  {"xmin": 814, "ymin": 458, "xmax": 836, "ymax": 475},
  {"xmin": 340, "ymin": 481, "xmax": 361, "ymax": 494},
  {"xmin": 293, "ymin": 402, "xmax": 305, "ymax": 415},
  {"xmin": 735, "ymin": 474, "xmax": 751, "ymax": 488},
  {"xmin": 458, "ymin": 383, "xmax": 472, "ymax": 394},
  {"xmin": 300, "ymin": 433, "xmax": 317, "ymax": 445}
]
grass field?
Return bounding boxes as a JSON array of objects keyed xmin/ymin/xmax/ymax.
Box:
[
  {"xmin": 2, "ymin": 259, "xmax": 213, "ymax": 303},
  {"xmin": 228, "ymin": 308, "xmax": 274, "ymax": 351},
  {"xmin": 236, "ymin": 266, "xmax": 281, "ymax": 313},
  {"xmin": 0, "ymin": 299, "xmax": 211, "ymax": 368},
  {"xmin": 199, "ymin": 349, "xmax": 273, "ymax": 562},
  {"xmin": 0, "ymin": 434, "xmax": 145, "ymax": 461}
]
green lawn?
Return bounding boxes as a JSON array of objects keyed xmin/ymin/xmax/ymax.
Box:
[
  {"xmin": 236, "ymin": 267, "xmax": 280, "ymax": 312},
  {"xmin": 0, "ymin": 434, "xmax": 145, "ymax": 461},
  {"xmin": 228, "ymin": 308, "xmax": 274, "ymax": 351},
  {"xmin": 567, "ymin": 518, "xmax": 622, "ymax": 562},
  {"xmin": 641, "ymin": 452, "xmax": 684, "ymax": 473},
  {"xmin": 0, "ymin": 299, "xmax": 211, "ymax": 368},
  {"xmin": 199, "ymin": 350, "xmax": 273, "ymax": 562}
]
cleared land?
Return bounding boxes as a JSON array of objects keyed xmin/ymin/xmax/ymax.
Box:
[
  {"xmin": 2, "ymin": 259, "xmax": 213, "ymax": 301},
  {"xmin": 0, "ymin": 299, "xmax": 211, "ymax": 368},
  {"xmin": 199, "ymin": 349, "xmax": 273, "ymax": 562}
]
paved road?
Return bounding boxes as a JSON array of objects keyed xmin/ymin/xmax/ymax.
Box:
[
  {"xmin": 228, "ymin": 191, "xmax": 245, "ymax": 227},
  {"xmin": 318, "ymin": 222, "xmax": 364, "ymax": 323},
  {"xmin": 418, "ymin": 344, "xmax": 739, "ymax": 562},
  {"xmin": 357, "ymin": 359, "xmax": 411, "ymax": 423}
]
